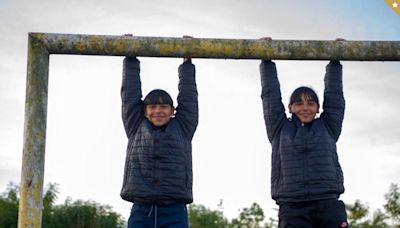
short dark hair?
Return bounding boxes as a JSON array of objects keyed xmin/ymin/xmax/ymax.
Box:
[
  {"xmin": 143, "ymin": 89, "xmax": 174, "ymax": 107},
  {"xmin": 289, "ymin": 86, "xmax": 319, "ymax": 106}
]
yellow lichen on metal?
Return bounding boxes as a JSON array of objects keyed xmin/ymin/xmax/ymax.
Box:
[
  {"xmin": 156, "ymin": 38, "xmax": 179, "ymax": 56},
  {"xmin": 107, "ymin": 38, "xmax": 127, "ymax": 54},
  {"xmin": 20, "ymin": 179, "xmax": 43, "ymax": 227},
  {"xmin": 29, "ymin": 32, "xmax": 400, "ymax": 60},
  {"xmin": 19, "ymin": 34, "xmax": 49, "ymax": 228}
]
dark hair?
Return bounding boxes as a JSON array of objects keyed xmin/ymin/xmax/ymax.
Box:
[
  {"xmin": 144, "ymin": 89, "xmax": 174, "ymax": 107},
  {"xmin": 289, "ymin": 86, "xmax": 319, "ymax": 106}
]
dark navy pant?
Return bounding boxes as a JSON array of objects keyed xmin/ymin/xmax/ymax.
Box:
[
  {"xmin": 127, "ymin": 203, "xmax": 189, "ymax": 228},
  {"xmin": 278, "ymin": 199, "xmax": 348, "ymax": 228}
]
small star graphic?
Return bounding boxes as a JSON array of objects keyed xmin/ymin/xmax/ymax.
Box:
[{"xmin": 393, "ymin": 2, "xmax": 398, "ymax": 8}]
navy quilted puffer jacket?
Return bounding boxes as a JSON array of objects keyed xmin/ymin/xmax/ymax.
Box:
[
  {"xmin": 260, "ymin": 60, "xmax": 345, "ymax": 204},
  {"xmin": 120, "ymin": 57, "xmax": 198, "ymax": 205}
]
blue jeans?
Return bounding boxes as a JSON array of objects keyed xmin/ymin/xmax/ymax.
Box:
[{"xmin": 127, "ymin": 203, "xmax": 189, "ymax": 228}]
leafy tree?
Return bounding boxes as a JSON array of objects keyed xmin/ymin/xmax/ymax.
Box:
[
  {"xmin": 265, "ymin": 217, "xmax": 279, "ymax": 228},
  {"xmin": 230, "ymin": 202, "xmax": 266, "ymax": 228},
  {"xmin": 44, "ymin": 198, "xmax": 126, "ymax": 228},
  {"xmin": 384, "ymin": 183, "xmax": 400, "ymax": 226},
  {"xmin": 2, "ymin": 181, "xmax": 400, "ymax": 228},
  {"xmin": 42, "ymin": 182, "xmax": 59, "ymax": 227},
  {"xmin": 0, "ymin": 182, "xmax": 19, "ymax": 228},
  {"xmin": 0, "ymin": 182, "xmax": 126, "ymax": 228},
  {"xmin": 369, "ymin": 209, "xmax": 389, "ymax": 228},
  {"xmin": 346, "ymin": 199, "xmax": 370, "ymax": 226},
  {"xmin": 346, "ymin": 199, "xmax": 390, "ymax": 228},
  {"xmin": 188, "ymin": 204, "xmax": 229, "ymax": 228}
]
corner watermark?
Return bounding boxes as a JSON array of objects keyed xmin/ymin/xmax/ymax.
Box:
[{"xmin": 384, "ymin": 0, "xmax": 400, "ymax": 16}]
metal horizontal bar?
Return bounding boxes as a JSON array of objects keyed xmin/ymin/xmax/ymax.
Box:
[{"xmin": 31, "ymin": 32, "xmax": 400, "ymax": 61}]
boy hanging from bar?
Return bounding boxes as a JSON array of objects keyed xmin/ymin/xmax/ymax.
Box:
[
  {"xmin": 260, "ymin": 38, "xmax": 349, "ymax": 228},
  {"xmin": 120, "ymin": 35, "xmax": 198, "ymax": 228}
]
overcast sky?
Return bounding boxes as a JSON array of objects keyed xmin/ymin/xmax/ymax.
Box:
[{"xmin": 1, "ymin": 0, "xmax": 400, "ymax": 221}]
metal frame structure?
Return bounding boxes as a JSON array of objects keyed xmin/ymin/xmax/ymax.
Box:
[{"xmin": 19, "ymin": 32, "xmax": 400, "ymax": 227}]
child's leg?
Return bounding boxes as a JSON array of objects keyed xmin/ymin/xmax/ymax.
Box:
[
  {"xmin": 316, "ymin": 199, "xmax": 348, "ymax": 228},
  {"xmin": 157, "ymin": 203, "xmax": 189, "ymax": 228},
  {"xmin": 127, "ymin": 203, "xmax": 153, "ymax": 228},
  {"xmin": 278, "ymin": 202, "xmax": 317, "ymax": 228}
]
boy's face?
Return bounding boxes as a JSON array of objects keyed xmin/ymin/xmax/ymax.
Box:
[
  {"xmin": 145, "ymin": 104, "xmax": 175, "ymax": 127},
  {"xmin": 289, "ymin": 95, "xmax": 319, "ymax": 124}
]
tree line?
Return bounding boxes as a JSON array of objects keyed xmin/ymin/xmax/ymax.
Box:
[{"xmin": 0, "ymin": 182, "xmax": 399, "ymax": 228}]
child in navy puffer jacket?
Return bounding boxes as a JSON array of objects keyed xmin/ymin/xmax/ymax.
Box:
[
  {"xmin": 121, "ymin": 51, "xmax": 198, "ymax": 228},
  {"xmin": 260, "ymin": 55, "xmax": 348, "ymax": 227}
]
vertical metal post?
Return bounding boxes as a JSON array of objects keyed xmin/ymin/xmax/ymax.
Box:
[{"xmin": 18, "ymin": 34, "xmax": 49, "ymax": 228}]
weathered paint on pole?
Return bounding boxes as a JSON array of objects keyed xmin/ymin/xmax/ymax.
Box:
[
  {"xmin": 19, "ymin": 32, "xmax": 400, "ymax": 228},
  {"xmin": 32, "ymin": 32, "xmax": 400, "ymax": 61},
  {"xmin": 18, "ymin": 34, "xmax": 49, "ymax": 228}
]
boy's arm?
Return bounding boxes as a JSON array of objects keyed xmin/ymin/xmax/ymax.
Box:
[
  {"xmin": 260, "ymin": 60, "xmax": 286, "ymax": 142},
  {"xmin": 320, "ymin": 60, "xmax": 345, "ymax": 141},
  {"xmin": 121, "ymin": 57, "xmax": 144, "ymax": 137},
  {"xmin": 175, "ymin": 60, "xmax": 198, "ymax": 140}
]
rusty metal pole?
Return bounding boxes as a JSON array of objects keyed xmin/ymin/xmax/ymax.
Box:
[
  {"xmin": 18, "ymin": 32, "xmax": 400, "ymax": 228},
  {"xmin": 35, "ymin": 33, "xmax": 400, "ymax": 60},
  {"xmin": 19, "ymin": 34, "xmax": 49, "ymax": 228}
]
